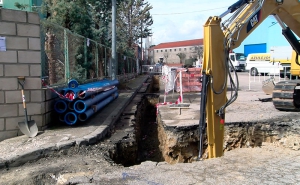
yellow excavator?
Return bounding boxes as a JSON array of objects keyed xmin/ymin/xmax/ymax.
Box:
[{"xmin": 199, "ymin": 0, "xmax": 300, "ymax": 159}]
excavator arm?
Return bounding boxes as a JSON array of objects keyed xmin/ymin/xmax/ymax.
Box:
[{"xmin": 199, "ymin": 0, "xmax": 300, "ymax": 159}]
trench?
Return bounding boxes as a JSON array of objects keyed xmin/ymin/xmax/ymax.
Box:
[{"xmin": 108, "ymin": 75, "xmax": 300, "ymax": 166}]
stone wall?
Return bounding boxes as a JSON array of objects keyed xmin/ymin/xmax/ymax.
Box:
[{"xmin": 0, "ymin": 8, "xmax": 53, "ymax": 141}]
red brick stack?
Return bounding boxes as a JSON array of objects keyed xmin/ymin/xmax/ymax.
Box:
[{"xmin": 176, "ymin": 68, "xmax": 202, "ymax": 92}]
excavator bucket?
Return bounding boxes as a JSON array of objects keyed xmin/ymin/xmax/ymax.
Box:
[{"xmin": 262, "ymin": 77, "xmax": 275, "ymax": 95}]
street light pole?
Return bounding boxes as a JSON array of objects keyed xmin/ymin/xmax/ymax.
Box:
[{"xmin": 111, "ymin": 0, "xmax": 117, "ymax": 80}]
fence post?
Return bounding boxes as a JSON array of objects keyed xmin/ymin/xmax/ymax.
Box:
[
  {"xmin": 95, "ymin": 42, "xmax": 99, "ymax": 78},
  {"xmin": 64, "ymin": 29, "xmax": 70, "ymax": 82},
  {"xmin": 84, "ymin": 38, "xmax": 88, "ymax": 78},
  {"xmin": 127, "ymin": 57, "xmax": 129, "ymax": 73},
  {"xmin": 105, "ymin": 47, "xmax": 107, "ymax": 77},
  {"xmin": 136, "ymin": 58, "xmax": 139, "ymax": 74}
]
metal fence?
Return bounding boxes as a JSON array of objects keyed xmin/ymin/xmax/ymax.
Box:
[
  {"xmin": 40, "ymin": 21, "xmax": 137, "ymax": 86},
  {"xmin": 247, "ymin": 66, "xmax": 298, "ymax": 91},
  {"xmin": 141, "ymin": 65, "xmax": 162, "ymax": 74}
]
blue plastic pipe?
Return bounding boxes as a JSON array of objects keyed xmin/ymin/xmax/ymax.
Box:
[
  {"xmin": 78, "ymin": 92, "xmax": 119, "ymax": 122},
  {"xmin": 54, "ymin": 99, "xmax": 68, "ymax": 113},
  {"xmin": 68, "ymin": 101, "xmax": 75, "ymax": 111},
  {"xmin": 63, "ymin": 79, "xmax": 119, "ymax": 101},
  {"xmin": 73, "ymin": 87, "xmax": 118, "ymax": 113},
  {"xmin": 77, "ymin": 80, "xmax": 119, "ymax": 99},
  {"xmin": 59, "ymin": 114, "xmax": 65, "ymax": 122},
  {"xmin": 68, "ymin": 79, "xmax": 79, "ymax": 88},
  {"xmin": 64, "ymin": 112, "xmax": 78, "ymax": 125}
]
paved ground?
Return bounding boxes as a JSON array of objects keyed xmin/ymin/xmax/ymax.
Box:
[{"xmin": 1, "ymin": 71, "xmax": 300, "ymax": 184}]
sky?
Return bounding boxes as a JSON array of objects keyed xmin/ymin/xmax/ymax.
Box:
[
  {"xmin": 147, "ymin": 0, "xmax": 291, "ymax": 52},
  {"xmin": 148, "ymin": 0, "xmax": 239, "ymax": 45}
]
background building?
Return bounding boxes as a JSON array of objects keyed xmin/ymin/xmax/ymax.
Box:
[
  {"xmin": 149, "ymin": 39, "xmax": 203, "ymax": 66},
  {"xmin": 0, "ymin": 0, "xmax": 42, "ymax": 11}
]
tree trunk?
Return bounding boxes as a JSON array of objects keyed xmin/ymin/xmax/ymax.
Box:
[{"xmin": 45, "ymin": 32, "xmax": 57, "ymax": 85}]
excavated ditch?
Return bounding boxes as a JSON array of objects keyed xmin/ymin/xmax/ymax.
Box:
[{"xmin": 106, "ymin": 75, "xmax": 300, "ymax": 166}]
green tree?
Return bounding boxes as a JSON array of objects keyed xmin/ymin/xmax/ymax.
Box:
[
  {"xmin": 14, "ymin": 2, "xmax": 29, "ymax": 10},
  {"xmin": 41, "ymin": 0, "xmax": 153, "ymax": 83},
  {"xmin": 42, "ymin": 0, "xmax": 94, "ymax": 83},
  {"xmin": 192, "ymin": 45, "xmax": 203, "ymax": 60},
  {"xmin": 117, "ymin": 0, "xmax": 153, "ymax": 56},
  {"xmin": 177, "ymin": 53, "xmax": 186, "ymax": 64},
  {"xmin": 42, "ymin": 0, "xmax": 93, "ymax": 38}
]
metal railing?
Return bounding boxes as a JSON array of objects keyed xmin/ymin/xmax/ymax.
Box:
[
  {"xmin": 247, "ymin": 66, "xmax": 297, "ymax": 91},
  {"xmin": 141, "ymin": 65, "xmax": 162, "ymax": 74},
  {"xmin": 41, "ymin": 21, "xmax": 137, "ymax": 86}
]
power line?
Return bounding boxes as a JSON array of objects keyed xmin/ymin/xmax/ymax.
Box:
[
  {"xmin": 152, "ymin": 6, "xmax": 228, "ymax": 16},
  {"xmin": 268, "ymin": 22, "xmax": 278, "ymax": 28}
]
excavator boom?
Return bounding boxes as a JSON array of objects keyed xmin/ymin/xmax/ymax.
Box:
[{"xmin": 199, "ymin": 0, "xmax": 300, "ymax": 159}]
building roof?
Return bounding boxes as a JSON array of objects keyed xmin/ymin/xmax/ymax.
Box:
[{"xmin": 151, "ymin": 39, "xmax": 203, "ymax": 50}]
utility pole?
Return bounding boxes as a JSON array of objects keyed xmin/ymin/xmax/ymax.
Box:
[
  {"xmin": 111, "ymin": 0, "xmax": 117, "ymax": 80},
  {"xmin": 140, "ymin": 22, "xmax": 143, "ymax": 64}
]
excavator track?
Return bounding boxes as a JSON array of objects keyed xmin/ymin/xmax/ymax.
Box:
[{"xmin": 272, "ymin": 80, "xmax": 300, "ymax": 111}]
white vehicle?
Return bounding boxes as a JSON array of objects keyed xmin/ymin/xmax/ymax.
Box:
[
  {"xmin": 228, "ymin": 52, "xmax": 246, "ymax": 71},
  {"xmin": 246, "ymin": 53, "xmax": 282, "ymax": 76},
  {"xmin": 270, "ymin": 46, "xmax": 293, "ymax": 78}
]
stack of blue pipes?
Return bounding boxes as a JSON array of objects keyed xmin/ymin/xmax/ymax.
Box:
[{"xmin": 54, "ymin": 79, "xmax": 119, "ymax": 125}]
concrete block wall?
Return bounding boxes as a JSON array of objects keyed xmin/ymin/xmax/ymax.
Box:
[{"xmin": 0, "ymin": 8, "xmax": 53, "ymax": 141}]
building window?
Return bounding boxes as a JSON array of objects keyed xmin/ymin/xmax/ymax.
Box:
[
  {"xmin": 161, "ymin": 50, "xmax": 163, "ymax": 52},
  {"xmin": 156, "ymin": 50, "xmax": 158, "ymax": 53},
  {"xmin": 174, "ymin": 49, "xmax": 176, "ymax": 51},
  {"xmin": 165, "ymin": 49, "xmax": 167, "ymax": 52},
  {"xmin": 184, "ymin": 48, "xmax": 186, "ymax": 51},
  {"xmin": 190, "ymin": 47, "xmax": 192, "ymax": 50},
  {"xmin": 170, "ymin": 49, "xmax": 172, "ymax": 52},
  {"xmin": 179, "ymin": 48, "xmax": 181, "ymax": 51}
]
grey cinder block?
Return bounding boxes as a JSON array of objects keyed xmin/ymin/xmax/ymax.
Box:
[
  {"xmin": 0, "ymin": 22, "xmax": 16, "ymax": 35},
  {"xmin": 29, "ymin": 38, "xmax": 41, "ymax": 50},
  {"xmin": 18, "ymin": 103, "xmax": 44, "ymax": 116},
  {"xmin": 17, "ymin": 24, "xmax": 40, "ymax": 37},
  {"xmin": 6, "ymin": 37, "xmax": 28, "ymax": 50},
  {"xmin": 29, "ymin": 65, "xmax": 42, "ymax": 77},
  {"xmin": 0, "ymin": 104, "xmax": 18, "ymax": 117},
  {"xmin": 1, "ymin": 9, "xmax": 27, "ymax": 23},
  {"xmin": 18, "ymin": 51, "xmax": 41, "ymax": 64},
  {"xmin": 0, "ymin": 51, "xmax": 18, "ymax": 63},
  {"xmin": 5, "ymin": 90, "xmax": 28, "ymax": 103},
  {"xmin": 27, "ymin": 12, "xmax": 40, "ymax": 25},
  {"xmin": 4, "ymin": 64, "xmax": 29, "ymax": 77},
  {"xmin": 0, "ymin": 78, "xmax": 18, "ymax": 90}
]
